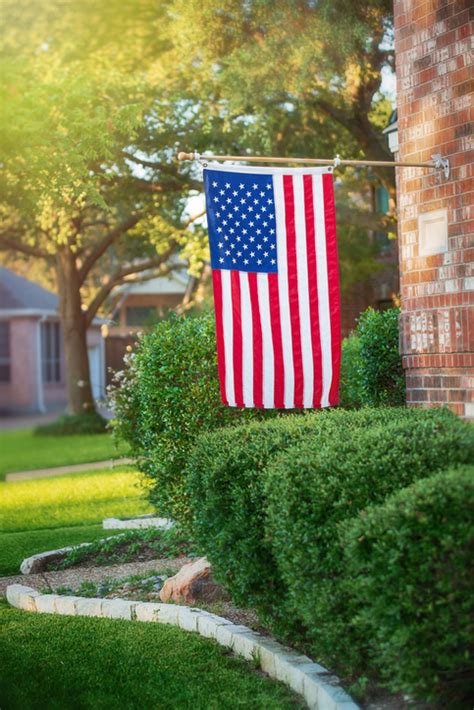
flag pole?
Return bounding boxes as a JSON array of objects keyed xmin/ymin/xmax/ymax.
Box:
[{"xmin": 177, "ymin": 151, "xmax": 450, "ymax": 178}]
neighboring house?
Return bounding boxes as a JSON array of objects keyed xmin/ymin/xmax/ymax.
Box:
[
  {"xmin": 108, "ymin": 270, "xmax": 191, "ymax": 336},
  {"xmin": 104, "ymin": 270, "xmax": 191, "ymax": 384},
  {"xmin": 0, "ymin": 267, "xmax": 105, "ymax": 414}
]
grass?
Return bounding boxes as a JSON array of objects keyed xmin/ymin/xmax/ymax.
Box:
[
  {"xmin": 0, "ymin": 428, "xmax": 128, "ymax": 479},
  {"xmin": 0, "ymin": 467, "xmax": 153, "ymax": 575},
  {"xmin": 0, "ymin": 603, "xmax": 302, "ymax": 709},
  {"xmin": 0, "ymin": 467, "xmax": 152, "ymax": 533}
]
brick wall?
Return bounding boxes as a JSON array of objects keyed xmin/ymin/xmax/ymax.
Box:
[{"xmin": 394, "ymin": 0, "xmax": 473, "ymax": 418}]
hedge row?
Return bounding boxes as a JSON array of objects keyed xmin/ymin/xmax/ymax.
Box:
[{"xmin": 186, "ymin": 407, "xmax": 474, "ymax": 704}]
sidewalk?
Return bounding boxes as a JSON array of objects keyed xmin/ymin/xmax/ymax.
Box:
[{"xmin": 5, "ymin": 458, "xmax": 133, "ymax": 482}]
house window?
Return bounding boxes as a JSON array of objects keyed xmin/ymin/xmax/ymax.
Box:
[
  {"xmin": 41, "ymin": 321, "xmax": 61, "ymax": 383},
  {"xmin": 125, "ymin": 306, "xmax": 159, "ymax": 326},
  {"xmin": 0, "ymin": 321, "xmax": 10, "ymax": 382}
]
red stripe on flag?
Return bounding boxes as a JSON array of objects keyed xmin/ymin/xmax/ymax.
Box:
[
  {"xmin": 248, "ymin": 273, "xmax": 263, "ymax": 408},
  {"xmin": 323, "ymin": 173, "xmax": 341, "ymax": 405},
  {"xmin": 268, "ymin": 273, "xmax": 284, "ymax": 408},
  {"xmin": 303, "ymin": 175, "xmax": 323, "ymax": 408},
  {"xmin": 283, "ymin": 175, "xmax": 304, "ymax": 408},
  {"xmin": 230, "ymin": 270, "xmax": 244, "ymax": 407},
  {"xmin": 212, "ymin": 270, "xmax": 228, "ymax": 405}
]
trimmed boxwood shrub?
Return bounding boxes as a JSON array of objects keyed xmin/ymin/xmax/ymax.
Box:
[
  {"xmin": 343, "ymin": 465, "xmax": 474, "ymax": 706},
  {"xmin": 186, "ymin": 407, "xmax": 443, "ymax": 629},
  {"xmin": 339, "ymin": 307, "xmax": 405, "ymax": 409},
  {"xmin": 264, "ymin": 409, "xmax": 474, "ymax": 672},
  {"xmin": 339, "ymin": 332, "xmax": 363, "ymax": 408},
  {"xmin": 109, "ymin": 313, "xmax": 274, "ymax": 522},
  {"xmin": 356, "ymin": 307, "xmax": 405, "ymax": 406}
]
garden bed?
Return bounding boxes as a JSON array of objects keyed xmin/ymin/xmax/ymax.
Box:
[{"xmin": 46, "ymin": 527, "xmax": 195, "ymax": 571}]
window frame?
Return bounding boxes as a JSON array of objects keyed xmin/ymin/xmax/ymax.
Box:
[{"xmin": 0, "ymin": 320, "xmax": 11, "ymax": 383}]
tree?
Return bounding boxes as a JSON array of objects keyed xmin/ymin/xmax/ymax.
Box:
[
  {"xmin": 0, "ymin": 0, "xmax": 210, "ymax": 415},
  {"xmin": 170, "ymin": 0, "xmax": 395, "ymax": 191}
]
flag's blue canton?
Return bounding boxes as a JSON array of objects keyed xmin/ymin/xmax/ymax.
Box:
[{"xmin": 204, "ymin": 169, "xmax": 278, "ymax": 273}]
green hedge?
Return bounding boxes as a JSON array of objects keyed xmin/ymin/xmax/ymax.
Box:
[
  {"xmin": 109, "ymin": 313, "xmax": 273, "ymax": 522},
  {"xmin": 344, "ymin": 465, "xmax": 474, "ymax": 706},
  {"xmin": 186, "ymin": 408, "xmax": 461, "ymax": 622},
  {"xmin": 187, "ymin": 407, "xmax": 474, "ymax": 702},
  {"xmin": 265, "ymin": 408, "xmax": 474, "ymax": 671},
  {"xmin": 339, "ymin": 307, "xmax": 405, "ymax": 408}
]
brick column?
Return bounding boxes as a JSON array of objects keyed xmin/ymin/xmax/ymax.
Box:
[{"xmin": 393, "ymin": 0, "xmax": 473, "ymax": 418}]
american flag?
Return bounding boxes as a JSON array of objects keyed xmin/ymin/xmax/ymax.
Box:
[{"xmin": 204, "ymin": 164, "xmax": 340, "ymax": 409}]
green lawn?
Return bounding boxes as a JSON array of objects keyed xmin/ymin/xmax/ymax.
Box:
[
  {"xmin": 0, "ymin": 428, "xmax": 128, "ymax": 479},
  {"xmin": 1, "ymin": 467, "xmax": 152, "ymax": 533},
  {"xmin": 0, "ymin": 467, "xmax": 153, "ymax": 575},
  {"xmin": 0, "ymin": 603, "xmax": 301, "ymax": 709}
]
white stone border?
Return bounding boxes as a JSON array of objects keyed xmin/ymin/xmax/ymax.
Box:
[
  {"xmin": 102, "ymin": 515, "xmax": 174, "ymax": 530},
  {"xmin": 6, "ymin": 584, "xmax": 359, "ymax": 710}
]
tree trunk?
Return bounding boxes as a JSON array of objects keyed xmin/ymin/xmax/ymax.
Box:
[{"xmin": 56, "ymin": 246, "xmax": 96, "ymax": 415}]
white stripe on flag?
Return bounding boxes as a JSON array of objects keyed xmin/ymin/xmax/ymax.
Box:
[
  {"xmin": 257, "ymin": 273, "xmax": 274, "ymax": 408},
  {"xmin": 273, "ymin": 174, "xmax": 294, "ymax": 408},
  {"xmin": 313, "ymin": 174, "xmax": 333, "ymax": 407},
  {"xmin": 221, "ymin": 269, "xmax": 236, "ymax": 407},
  {"xmin": 293, "ymin": 174, "xmax": 314, "ymax": 408},
  {"xmin": 239, "ymin": 272, "xmax": 254, "ymax": 407}
]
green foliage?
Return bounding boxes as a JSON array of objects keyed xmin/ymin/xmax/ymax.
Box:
[
  {"xmin": 187, "ymin": 406, "xmax": 474, "ymax": 702},
  {"xmin": 339, "ymin": 307, "xmax": 405, "ymax": 409},
  {"xmin": 186, "ymin": 407, "xmax": 427, "ymax": 625},
  {"xmin": 109, "ymin": 312, "xmax": 274, "ymax": 522},
  {"xmin": 265, "ymin": 408, "xmax": 474, "ymax": 671},
  {"xmin": 34, "ymin": 412, "xmax": 107, "ymax": 436},
  {"xmin": 344, "ymin": 466, "xmax": 474, "ymax": 706},
  {"xmin": 0, "ymin": 603, "xmax": 301, "ymax": 709},
  {"xmin": 356, "ymin": 307, "xmax": 405, "ymax": 406},
  {"xmin": 339, "ymin": 331, "xmax": 363, "ymax": 408}
]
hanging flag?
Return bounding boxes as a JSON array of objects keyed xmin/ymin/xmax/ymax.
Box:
[{"xmin": 203, "ymin": 164, "xmax": 340, "ymax": 409}]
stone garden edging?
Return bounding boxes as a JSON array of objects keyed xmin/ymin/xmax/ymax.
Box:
[
  {"xmin": 6, "ymin": 584, "xmax": 359, "ymax": 710},
  {"xmin": 102, "ymin": 514, "xmax": 174, "ymax": 530}
]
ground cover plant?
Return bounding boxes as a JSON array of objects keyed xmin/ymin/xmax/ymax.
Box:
[
  {"xmin": 0, "ymin": 428, "xmax": 127, "ymax": 479},
  {"xmin": 53, "ymin": 570, "xmax": 180, "ymax": 601},
  {"xmin": 0, "ymin": 603, "xmax": 303, "ymax": 709},
  {"xmin": 50, "ymin": 526, "xmax": 195, "ymax": 570}
]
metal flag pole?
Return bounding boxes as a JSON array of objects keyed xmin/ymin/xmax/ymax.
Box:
[{"xmin": 177, "ymin": 151, "xmax": 450, "ymax": 178}]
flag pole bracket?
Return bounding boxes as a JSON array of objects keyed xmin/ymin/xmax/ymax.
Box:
[{"xmin": 177, "ymin": 151, "xmax": 451, "ymax": 179}]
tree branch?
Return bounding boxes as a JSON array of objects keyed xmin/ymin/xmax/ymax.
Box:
[
  {"xmin": 0, "ymin": 235, "xmax": 49, "ymax": 259},
  {"xmin": 78, "ymin": 214, "xmax": 143, "ymax": 285}
]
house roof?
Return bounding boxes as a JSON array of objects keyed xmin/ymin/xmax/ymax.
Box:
[
  {"xmin": 114, "ymin": 270, "xmax": 190, "ymax": 297},
  {"xmin": 0, "ymin": 267, "xmax": 59, "ymax": 314},
  {"xmin": 0, "ymin": 267, "xmax": 105, "ymax": 325}
]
